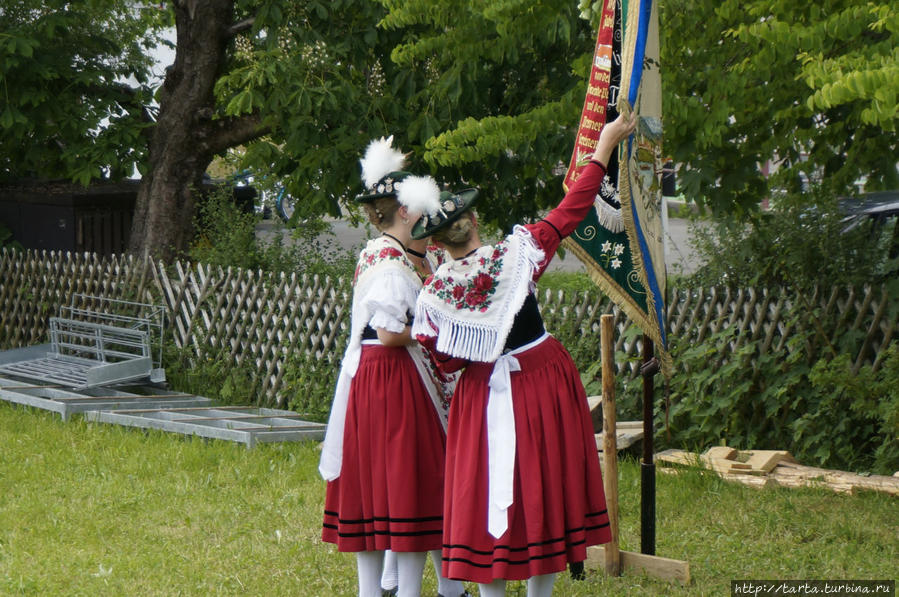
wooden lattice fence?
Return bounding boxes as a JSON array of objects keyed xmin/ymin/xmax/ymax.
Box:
[
  {"xmin": 2, "ymin": 249, "xmax": 897, "ymax": 408},
  {"xmin": 153, "ymin": 260, "xmax": 352, "ymax": 406},
  {"xmin": 665, "ymin": 285, "xmax": 899, "ymax": 374},
  {"xmin": 0, "ymin": 250, "xmax": 157, "ymax": 349}
]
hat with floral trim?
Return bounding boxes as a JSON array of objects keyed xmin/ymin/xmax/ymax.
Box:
[
  {"xmin": 411, "ymin": 187, "xmax": 479, "ymax": 240},
  {"xmin": 355, "ymin": 136, "xmax": 444, "ymax": 221}
]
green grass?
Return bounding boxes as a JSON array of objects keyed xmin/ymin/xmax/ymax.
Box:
[{"xmin": 1, "ymin": 402, "xmax": 896, "ymax": 596}]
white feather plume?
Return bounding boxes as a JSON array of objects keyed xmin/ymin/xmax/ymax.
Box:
[
  {"xmin": 396, "ymin": 175, "xmax": 442, "ymax": 216},
  {"xmin": 360, "ymin": 136, "xmax": 406, "ymax": 189}
]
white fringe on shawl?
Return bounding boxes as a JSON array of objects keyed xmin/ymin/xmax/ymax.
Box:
[{"xmin": 413, "ymin": 226, "xmax": 546, "ymax": 363}]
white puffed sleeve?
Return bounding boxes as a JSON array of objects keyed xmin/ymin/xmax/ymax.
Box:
[{"xmin": 360, "ymin": 269, "xmax": 420, "ymax": 333}]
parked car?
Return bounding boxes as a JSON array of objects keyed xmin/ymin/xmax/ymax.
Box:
[
  {"xmin": 839, "ymin": 190, "xmax": 899, "ymax": 231},
  {"xmin": 839, "ymin": 190, "xmax": 899, "ymax": 264}
]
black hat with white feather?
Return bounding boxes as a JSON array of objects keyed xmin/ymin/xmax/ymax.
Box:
[{"xmin": 356, "ymin": 136, "xmax": 441, "ymax": 218}]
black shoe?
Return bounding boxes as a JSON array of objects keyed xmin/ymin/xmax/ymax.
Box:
[{"xmin": 382, "ymin": 589, "xmax": 397, "ymax": 597}]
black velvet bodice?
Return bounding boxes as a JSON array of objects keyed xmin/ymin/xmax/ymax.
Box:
[{"xmin": 503, "ymin": 293, "xmax": 545, "ymax": 353}]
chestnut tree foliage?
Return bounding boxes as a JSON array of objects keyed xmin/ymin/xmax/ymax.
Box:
[
  {"xmin": 382, "ymin": 0, "xmax": 898, "ymax": 218},
  {"xmin": 1, "ymin": 0, "xmax": 896, "ymax": 255},
  {"xmin": 0, "ymin": 1, "xmax": 165, "ymax": 182},
  {"xmin": 662, "ymin": 1, "xmax": 898, "ymax": 212},
  {"xmin": 376, "ymin": 0, "xmax": 596, "ymax": 230},
  {"xmin": 1, "ymin": 0, "xmax": 414, "ymax": 256}
]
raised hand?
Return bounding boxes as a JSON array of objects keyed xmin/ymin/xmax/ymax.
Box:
[{"xmin": 592, "ymin": 110, "xmax": 638, "ymax": 166}]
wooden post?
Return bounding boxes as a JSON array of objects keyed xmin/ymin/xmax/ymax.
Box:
[
  {"xmin": 641, "ymin": 335, "xmax": 656, "ymax": 555},
  {"xmin": 585, "ymin": 332, "xmax": 690, "ymax": 585},
  {"xmin": 586, "ymin": 546, "xmax": 691, "ymax": 585},
  {"xmin": 600, "ymin": 314, "xmax": 620, "ymax": 576}
]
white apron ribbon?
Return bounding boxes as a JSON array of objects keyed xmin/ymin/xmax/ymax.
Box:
[
  {"xmin": 485, "ymin": 332, "xmax": 550, "ymax": 538},
  {"xmin": 318, "ymin": 344, "xmax": 362, "ymax": 481}
]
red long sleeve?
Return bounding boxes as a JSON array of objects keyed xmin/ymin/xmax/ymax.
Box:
[{"xmin": 524, "ymin": 159, "xmax": 608, "ymax": 278}]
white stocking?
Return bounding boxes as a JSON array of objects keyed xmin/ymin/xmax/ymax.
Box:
[
  {"xmin": 395, "ymin": 551, "xmax": 427, "ymax": 597},
  {"xmin": 526, "ymin": 573, "xmax": 557, "ymax": 597},
  {"xmin": 381, "ymin": 549, "xmax": 398, "ymax": 592},
  {"xmin": 356, "ymin": 551, "xmax": 385, "ymax": 597},
  {"xmin": 478, "ymin": 579, "xmax": 506, "ymax": 597},
  {"xmin": 430, "ymin": 550, "xmax": 466, "ymax": 597}
]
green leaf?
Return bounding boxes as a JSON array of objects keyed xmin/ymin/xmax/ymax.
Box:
[{"xmin": 0, "ymin": 109, "xmax": 14, "ymax": 129}]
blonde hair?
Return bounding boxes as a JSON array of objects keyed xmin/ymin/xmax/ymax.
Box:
[
  {"xmin": 362, "ymin": 197, "xmax": 400, "ymax": 231},
  {"xmin": 432, "ymin": 211, "xmax": 476, "ymax": 249}
]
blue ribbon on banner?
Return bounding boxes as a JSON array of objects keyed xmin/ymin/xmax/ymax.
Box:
[{"xmin": 624, "ymin": 0, "xmax": 667, "ymax": 347}]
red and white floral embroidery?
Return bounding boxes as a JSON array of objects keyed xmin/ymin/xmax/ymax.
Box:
[
  {"xmin": 353, "ymin": 243, "xmax": 405, "ymax": 285},
  {"xmin": 424, "ymin": 244, "xmax": 508, "ymax": 312},
  {"xmin": 414, "ymin": 227, "xmax": 546, "ymax": 362}
]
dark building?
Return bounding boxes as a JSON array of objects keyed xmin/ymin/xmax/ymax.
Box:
[{"xmin": 0, "ymin": 179, "xmax": 255, "ymax": 256}]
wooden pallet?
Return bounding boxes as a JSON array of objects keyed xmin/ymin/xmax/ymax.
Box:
[
  {"xmin": 588, "ymin": 395, "xmax": 644, "ymax": 452},
  {"xmin": 595, "ymin": 421, "xmax": 644, "ymax": 452},
  {"xmin": 656, "ymin": 447, "xmax": 899, "ymax": 496}
]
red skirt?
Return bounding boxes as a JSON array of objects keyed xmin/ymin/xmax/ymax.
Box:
[
  {"xmin": 442, "ymin": 336, "xmax": 610, "ymax": 582},
  {"xmin": 322, "ymin": 344, "xmax": 446, "ymax": 552}
]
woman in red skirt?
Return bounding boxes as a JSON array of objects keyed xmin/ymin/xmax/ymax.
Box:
[
  {"xmin": 320, "ymin": 137, "xmax": 466, "ymax": 597},
  {"xmin": 411, "ymin": 112, "xmax": 637, "ymax": 596}
]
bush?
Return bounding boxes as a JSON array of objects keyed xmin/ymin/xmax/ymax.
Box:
[
  {"xmin": 805, "ymin": 347, "xmax": 899, "ymax": 473},
  {"xmin": 172, "ymin": 191, "xmax": 356, "ymax": 413},
  {"xmin": 536, "ymin": 271, "xmax": 596, "ymax": 294},
  {"xmin": 162, "ymin": 328, "xmax": 344, "ymax": 421},
  {"xmin": 189, "ymin": 184, "xmax": 355, "ymax": 279},
  {"xmin": 659, "ymin": 299, "xmax": 899, "ymax": 475},
  {"xmin": 280, "ymin": 339, "xmax": 349, "ymax": 422},
  {"xmin": 0, "ymin": 220, "xmax": 22, "ymax": 251},
  {"xmin": 687, "ymin": 190, "xmax": 897, "ymax": 291},
  {"xmin": 568, "ymin": 283, "xmax": 899, "ymax": 474},
  {"xmin": 190, "ymin": 185, "xmax": 264, "ymax": 270},
  {"xmin": 652, "ymin": 188, "xmax": 899, "ymax": 474}
]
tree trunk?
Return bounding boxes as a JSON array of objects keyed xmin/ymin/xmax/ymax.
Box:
[{"xmin": 128, "ymin": 0, "xmax": 235, "ymax": 259}]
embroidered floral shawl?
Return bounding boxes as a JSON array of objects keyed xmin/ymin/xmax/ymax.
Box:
[{"xmin": 413, "ymin": 226, "xmax": 545, "ymax": 363}]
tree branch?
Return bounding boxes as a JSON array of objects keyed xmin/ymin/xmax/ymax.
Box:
[
  {"xmin": 227, "ymin": 17, "xmax": 255, "ymax": 38},
  {"xmin": 109, "ymin": 82, "xmax": 158, "ymax": 126},
  {"xmin": 198, "ymin": 113, "xmax": 270, "ymax": 155}
]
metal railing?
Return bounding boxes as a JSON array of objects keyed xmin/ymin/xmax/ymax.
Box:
[{"xmin": 0, "ymin": 294, "xmax": 165, "ymax": 389}]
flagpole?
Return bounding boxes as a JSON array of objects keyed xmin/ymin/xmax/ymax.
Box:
[{"xmin": 640, "ymin": 334, "xmax": 656, "ymax": 555}]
